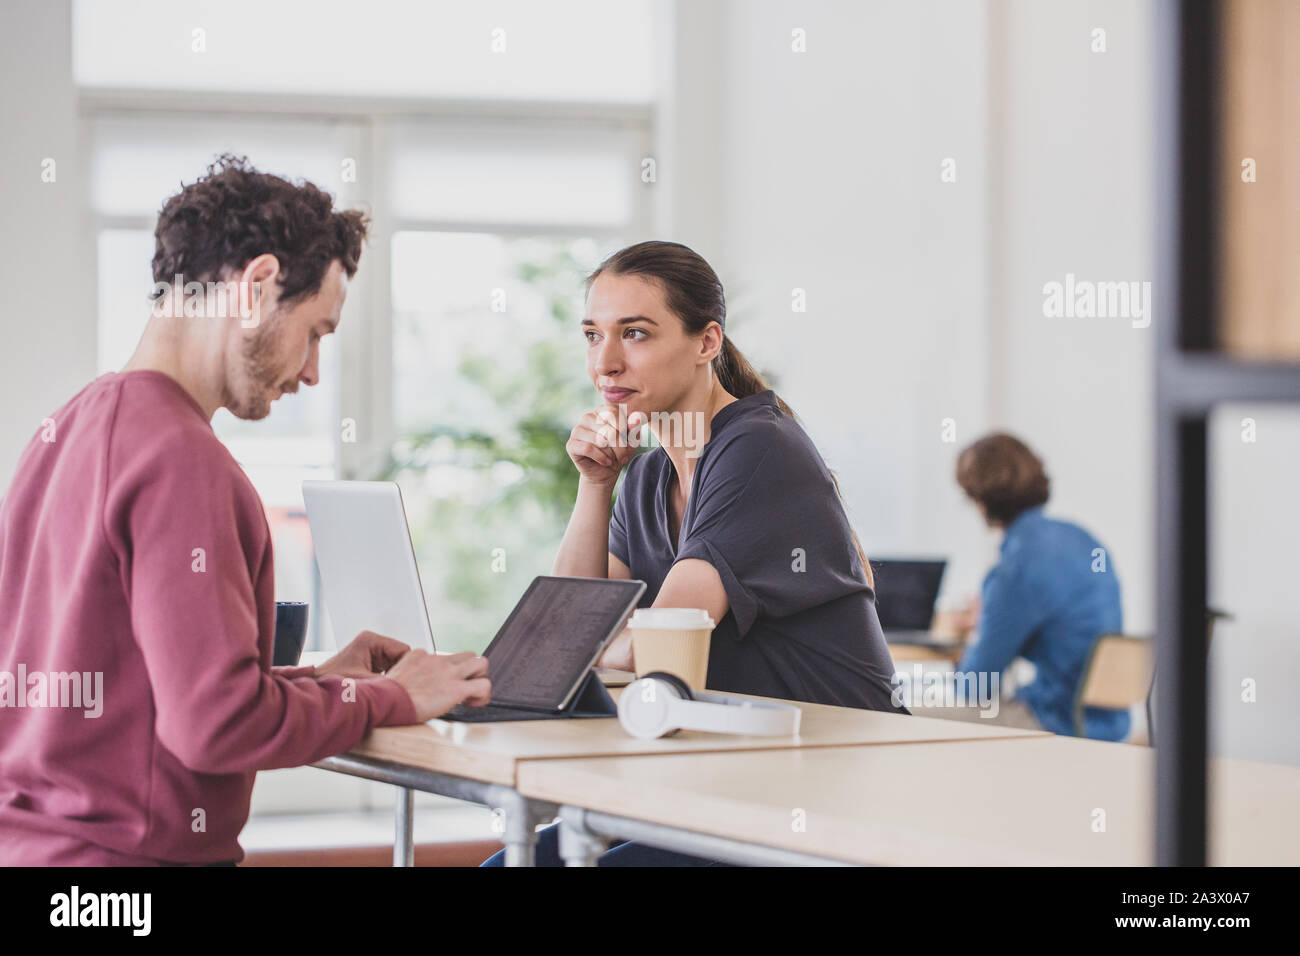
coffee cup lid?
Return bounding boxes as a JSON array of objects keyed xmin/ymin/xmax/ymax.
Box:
[{"xmin": 627, "ymin": 607, "xmax": 715, "ymax": 630}]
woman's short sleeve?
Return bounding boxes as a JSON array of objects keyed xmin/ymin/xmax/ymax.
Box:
[{"xmin": 675, "ymin": 427, "xmax": 864, "ymax": 638}]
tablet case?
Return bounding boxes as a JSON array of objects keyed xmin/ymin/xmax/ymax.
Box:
[{"xmin": 441, "ymin": 669, "xmax": 618, "ymax": 722}]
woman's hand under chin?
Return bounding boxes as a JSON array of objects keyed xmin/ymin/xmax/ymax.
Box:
[{"xmin": 566, "ymin": 405, "xmax": 645, "ymax": 486}]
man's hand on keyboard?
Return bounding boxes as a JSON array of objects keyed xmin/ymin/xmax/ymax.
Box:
[{"xmin": 387, "ymin": 649, "xmax": 491, "ymax": 722}]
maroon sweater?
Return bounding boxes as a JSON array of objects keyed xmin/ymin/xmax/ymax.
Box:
[{"xmin": 0, "ymin": 370, "xmax": 417, "ymax": 865}]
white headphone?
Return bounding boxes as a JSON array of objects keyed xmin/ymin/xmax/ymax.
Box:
[{"xmin": 618, "ymin": 672, "xmax": 802, "ymax": 739}]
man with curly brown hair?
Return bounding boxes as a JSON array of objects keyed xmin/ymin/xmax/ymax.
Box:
[{"xmin": 0, "ymin": 156, "xmax": 489, "ymax": 866}]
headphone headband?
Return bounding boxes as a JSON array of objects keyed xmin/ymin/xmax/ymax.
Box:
[{"xmin": 618, "ymin": 675, "xmax": 801, "ymax": 739}]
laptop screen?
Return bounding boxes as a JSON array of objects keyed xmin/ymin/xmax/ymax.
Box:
[
  {"xmin": 480, "ymin": 576, "xmax": 646, "ymax": 711},
  {"xmin": 872, "ymin": 559, "xmax": 947, "ymax": 631}
]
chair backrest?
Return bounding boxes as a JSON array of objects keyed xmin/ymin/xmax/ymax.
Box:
[{"xmin": 1073, "ymin": 634, "xmax": 1154, "ymax": 735}]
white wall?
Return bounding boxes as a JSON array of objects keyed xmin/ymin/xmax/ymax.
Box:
[
  {"xmin": 991, "ymin": 0, "xmax": 1155, "ymax": 633},
  {"xmin": 660, "ymin": 0, "xmax": 1155, "ymax": 624},
  {"xmin": 671, "ymin": 0, "xmax": 1156, "ymax": 620},
  {"xmin": 664, "ymin": 0, "xmax": 996, "ymax": 604},
  {"xmin": 0, "ymin": 0, "xmax": 96, "ymax": 489}
]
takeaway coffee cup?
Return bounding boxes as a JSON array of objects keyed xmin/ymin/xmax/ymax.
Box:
[
  {"xmin": 628, "ymin": 607, "xmax": 715, "ymax": 691},
  {"xmin": 273, "ymin": 602, "xmax": 310, "ymax": 667}
]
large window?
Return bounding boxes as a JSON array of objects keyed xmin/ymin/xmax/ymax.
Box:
[
  {"xmin": 380, "ymin": 116, "xmax": 643, "ymax": 650},
  {"xmin": 388, "ymin": 232, "xmax": 609, "ymax": 652}
]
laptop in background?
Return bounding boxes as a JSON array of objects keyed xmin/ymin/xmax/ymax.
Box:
[
  {"xmin": 871, "ymin": 558, "xmax": 947, "ymax": 636},
  {"xmin": 302, "ymin": 480, "xmax": 437, "ymax": 651}
]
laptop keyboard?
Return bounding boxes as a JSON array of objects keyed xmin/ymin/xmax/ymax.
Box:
[{"xmin": 443, "ymin": 703, "xmax": 560, "ymax": 722}]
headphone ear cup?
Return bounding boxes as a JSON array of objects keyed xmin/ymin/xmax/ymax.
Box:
[{"xmin": 639, "ymin": 671, "xmax": 695, "ymax": 702}]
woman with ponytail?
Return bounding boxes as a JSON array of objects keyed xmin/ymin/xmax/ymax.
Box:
[
  {"xmin": 482, "ymin": 240, "xmax": 904, "ymax": 867},
  {"xmin": 561, "ymin": 239, "xmax": 898, "ymax": 700}
]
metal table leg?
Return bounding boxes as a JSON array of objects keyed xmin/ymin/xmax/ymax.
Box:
[
  {"xmin": 557, "ymin": 806, "xmax": 607, "ymax": 866},
  {"xmin": 394, "ymin": 786, "xmax": 414, "ymax": 867},
  {"xmin": 313, "ymin": 755, "xmax": 555, "ymax": 868},
  {"xmin": 493, "ymin": 785, "xmax": 558, "ymax": 867}
]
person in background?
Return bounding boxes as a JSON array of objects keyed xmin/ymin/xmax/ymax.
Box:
[
  {"xmin": 0, "ymin": 155, "xmax": 489, "ymax": 866},
  {"xmin": 946, "ymin": 432, "xmax": 1130, "ymax": 741}
]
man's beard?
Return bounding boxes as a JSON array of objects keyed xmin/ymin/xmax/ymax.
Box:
[{"xmin": 226, "ymin": 313, "xmax": 288, "ymax": 420}]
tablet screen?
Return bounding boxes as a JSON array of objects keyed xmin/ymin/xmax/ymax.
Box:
[{"xmin": 481, "ymin": 576, "xmax": 646, "ymax": 711}]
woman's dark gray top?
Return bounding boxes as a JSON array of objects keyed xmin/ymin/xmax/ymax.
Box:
[{"xmin": 609, "ymin": 390, "xmax": 906, "ymax": 713}]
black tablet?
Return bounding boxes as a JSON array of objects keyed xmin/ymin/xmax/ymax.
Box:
[{"xmin": 476, "ymin": 576, "xmax": 646, "ymax": 712}]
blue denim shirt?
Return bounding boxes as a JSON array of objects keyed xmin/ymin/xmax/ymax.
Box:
[{"xmin": 955, "ymin": 507, "xmax": 1130, "ymax": 741}]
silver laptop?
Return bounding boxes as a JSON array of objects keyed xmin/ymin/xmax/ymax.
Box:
[{"xmin": 302, "ymin": 480, "xmax": 436, "ymax": 651}]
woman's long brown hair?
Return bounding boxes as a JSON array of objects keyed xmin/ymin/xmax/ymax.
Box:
[{"xmin": 587, "ymin": 240, "xmax": 875, "ymax": 589}]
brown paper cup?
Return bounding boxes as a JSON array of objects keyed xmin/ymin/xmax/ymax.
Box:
[{"xmin": 631, "ymin": 626, "xmax": 712, "ymax": 690}]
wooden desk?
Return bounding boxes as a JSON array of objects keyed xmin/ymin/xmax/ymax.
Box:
[
  {"xmin": 516, "ymin": 735, "xmax": 1300, "ymax": 866},
  {"xmin": 347, "ymin": 688, "xmax": 1049, "ymax": 786},
  {"xmin": 316, "ymin": 689, "xmax": 1047, "ymax": 865}
]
